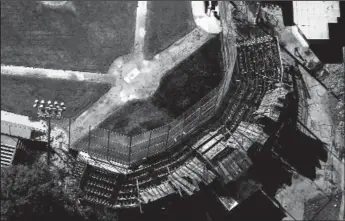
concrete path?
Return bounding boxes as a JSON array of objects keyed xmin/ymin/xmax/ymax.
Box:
[
  {"xmin": 0, "ymin": 65, "xmax": 117, "ymax": 85},
  {"xmin": 133, "ymin": 1, "xmax": 148, "ymax": 58}
]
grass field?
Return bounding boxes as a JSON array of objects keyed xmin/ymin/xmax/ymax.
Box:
[
  {"xmin": 144, "ymin": 1, "xmax": 196, "ymax": 59},
  {"xmin": 1, "ymin": 1, "xmax": 137, "ymax": 73},
  {"xmin": 1, "ymin": 75, "xmax": 111, "ymax": 119},
  {"xmin": 101, "ymin": 36, "xmax": 222, "ymax": 135}
]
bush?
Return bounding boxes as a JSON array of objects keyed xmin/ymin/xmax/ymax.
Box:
[{"xmin": 0, "ymin": 160, "xmax": 117, "ymax": 221}]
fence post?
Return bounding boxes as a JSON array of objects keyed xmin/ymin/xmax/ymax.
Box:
[
  {"xmin": 165, "ymin": 124, "xmax": 171, "ymax": 149},
  {"xmin": 213, "ymin": 89, "xmax": 218, "ymax": 113},
  {"xmin": 68, "ymin": 118, "xmax": 71, "ymax": 150},
  {"xmin": 197, "ymin": 102, "xmax": 202, "ymax": 126},
  {"xmin": 88, "ymin": 125, "xmax": 91, "ymax": 153},
  {"xmin": 107, "ymin": 130, "xmax": 110, "ymax": 161},
  {"xmin": 147, "ymin": 130, "xmax": 152, "ymax": 158},
  {"xmin": 128, "ymin": 136, "xmax": 132, "ymax": 164},
  {"xmin": 220, "ymin": 74, "xmax": 228, "ymax": 105},
  {"xmin": 182, "ymin": 112, "xmax": 186, "ymax": 136}
]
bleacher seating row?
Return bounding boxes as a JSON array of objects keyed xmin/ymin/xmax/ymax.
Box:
[
  {"xmin": 73, "ymin": 160, "xmax": 87, "ymax": 181},
  {"xmin": 76, "ymin": 36, "xmax": 284, "ymax": 210},
  {"xmin": 1, "ymin": 145, "xmax": 17, "ymax": 167}
]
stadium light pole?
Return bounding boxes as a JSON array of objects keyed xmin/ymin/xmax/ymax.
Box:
[{"xmin": 33, "ymin": 99, "xmax": 66, "ymax": 165}]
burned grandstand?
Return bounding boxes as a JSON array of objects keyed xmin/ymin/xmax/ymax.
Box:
[{"xmin": 68, "ymin": 31, "xmax": 319, "ymax": 220}]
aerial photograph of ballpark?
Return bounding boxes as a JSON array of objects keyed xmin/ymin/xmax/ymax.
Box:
[{"xmin": 1, "ymin": 1, "xmax": 344, "ymax": 221}]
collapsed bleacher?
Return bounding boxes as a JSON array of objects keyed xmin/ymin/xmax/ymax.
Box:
[{"xmin": 74, "ymin": 36, "xmax": 291, "ymax": 211}]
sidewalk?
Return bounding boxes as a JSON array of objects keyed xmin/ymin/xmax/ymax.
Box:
[{"xmin": 1, "ymin": 65, "xmax": 117, "ymax": 85}]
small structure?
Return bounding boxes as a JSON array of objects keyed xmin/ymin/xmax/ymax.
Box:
[
  {"xmin": 1, "ymin": 111, "xmax": 46, "ymax": 140},
  {"xmin": 1, "ymin": 111, "xmax": 48, "ymax": 167},
  {"xmin": 293, "ymin": 1, "xmax": 340, "ymax": 40},
  {"xmin": 1, "ymin": 134, "xmax": 25, "ymax": 167}
]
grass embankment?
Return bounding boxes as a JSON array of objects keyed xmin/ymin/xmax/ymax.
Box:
[
  {"xmin": 100, "ymin": 37, "xmax": 222, "ymax": 136},
  {"xmin": 1, "ymin": 75, "xmax": 111, "ymax": 119},
  {"xmin": 144, "ymin": 1, "xmax": 196, "ymax": 59},
  {"xmin": 1, "ymin": 1, "xmax": 137, "ymax": 73}
]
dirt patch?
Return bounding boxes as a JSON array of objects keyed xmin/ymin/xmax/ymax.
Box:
[
  {"xmin": 304, "ymin": 192, "xmax": 342, "ymax": 220},
  {"xmin": 144, "ymin": 1, "xmax": 196, "ymax": 59},
  {"xmin": 1, "ymin": 1, "xmax": 137, "ymax": 73},
  {"xmin": 1, "ymin": 75, "xmax": 111, "ymax": 119},
  {"xmin": 100, "ymin": 36, "xmax": 222, "ymax": 135}
]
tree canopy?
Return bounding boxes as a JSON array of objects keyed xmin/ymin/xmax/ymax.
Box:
[{"xmin": 1, "ymin": 160, "xmax": 117, "ymax": 221}]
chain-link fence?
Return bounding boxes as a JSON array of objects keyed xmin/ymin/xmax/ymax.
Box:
[{"xmin": 59, "ymin": 79, "xmax": 228, "ymax": 166}]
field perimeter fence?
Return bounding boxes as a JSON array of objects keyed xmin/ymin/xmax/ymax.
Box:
[{"xmin": 59, "ymin": 81, "xmax": 230, "ymax": 166}]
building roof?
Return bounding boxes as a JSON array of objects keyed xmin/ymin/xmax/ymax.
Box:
[
  {"xmin": 1, "ymin": 121, "xmax": 32, "ymax": 139},
  {"xmin": 1, "ymin": 134, "xmax": 19, "ymax": 147},
  {"xmin": 293, "ymin": 1, "xmax": 340, "ymax": 39},
  {"xmin": 1, "ymin": 111, "xmax": 46, "ymax": 139}
]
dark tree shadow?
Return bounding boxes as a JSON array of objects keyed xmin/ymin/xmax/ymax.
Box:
[
  {"xmin": 277, "ymin": 126, "xmax": 327, "ymax": 180},
  {"xmin": 224, "ymin": 191, "xmax": 286, "ymax": 221},
  {"xmin": 247, "ymin": 150, "xmax": 293, "ymax": 196}
]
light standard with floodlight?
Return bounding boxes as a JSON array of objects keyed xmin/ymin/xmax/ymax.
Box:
[{"xmin": 33, "ymin": 99, "xmax": 66, "ymax": 165}]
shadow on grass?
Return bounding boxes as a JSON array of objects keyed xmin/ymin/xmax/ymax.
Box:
[
  {"xmin": 101, "ymin": 37, "xmax": 222, "ymax": 135},
  {"xmin": 152, "ymin": 36, "xmax": 222, "ymax": 117}
]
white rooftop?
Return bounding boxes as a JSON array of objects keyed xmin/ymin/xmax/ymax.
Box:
[
  {"xmin": 191, "ymin": 1, "xmax": 221, "ymax": 34},
  {"xmin": 293, "ymin": 1, "xmax": 340, "ymax": 39},
  {"xmin": 1, "ymin": 111, "xmax": 46, "ymax": 132}
]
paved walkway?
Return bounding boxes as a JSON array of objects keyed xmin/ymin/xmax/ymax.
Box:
[
  {"xmin": 0, "ymin": 65, "xmax": 117, "ymax": 85},
  {"xmin": 133, "ymin": 1, "xmax": 148, "ymax": 58}
]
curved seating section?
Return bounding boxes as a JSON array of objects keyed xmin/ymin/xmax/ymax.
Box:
[{"xmin": 77, "ymin": 36, "xmax": 289, "ymax": 209}]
